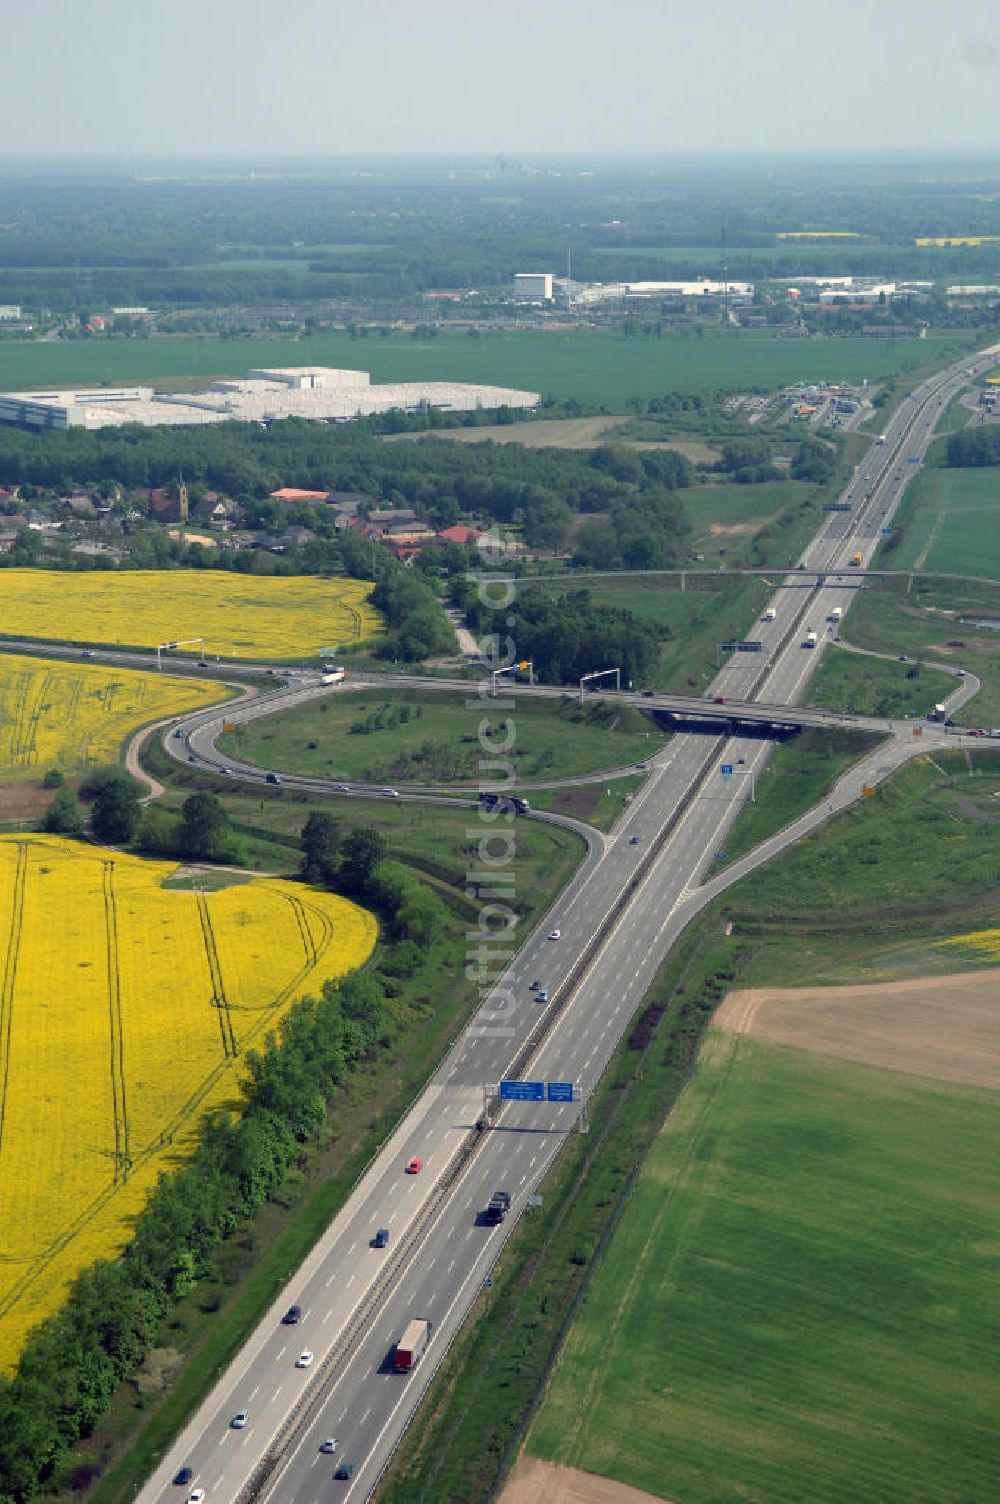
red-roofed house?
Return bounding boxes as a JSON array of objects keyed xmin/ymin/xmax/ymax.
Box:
[
  {"xmin": 437, "ymin": 524, "xmax": 483, "ymax": 546},
  {"xmin": 269, "ymin": 488, "xmax": 330, "ymax": 503}
]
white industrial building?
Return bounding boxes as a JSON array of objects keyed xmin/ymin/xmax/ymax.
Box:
[
  {"xmin": 0, "ymin": 366, "xmax": 540, "ymax": 432},
  {"xmin": 512, "ymin": 273, "xmax": 553, "ymax": 301},
  {"xmin": 555, "ymin": 279, "xmax": 753, "ymax": 304},
  {"xmin": 0, "ymin": 305, "xmax": 22, "ymax": 321}
]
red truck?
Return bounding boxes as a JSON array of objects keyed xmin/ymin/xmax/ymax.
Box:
[{"xmin": 393, "ymin": 1318, "xmax": 432, "ymax": 1372}]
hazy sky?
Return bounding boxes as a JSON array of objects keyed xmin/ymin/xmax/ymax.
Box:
[{"xmin": 6, "ymin": 0, "xmax": 1000, "ymax": 158}]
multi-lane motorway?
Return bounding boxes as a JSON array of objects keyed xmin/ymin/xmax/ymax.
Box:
[{"xmin": 113, "ymin": 342, "xmax": 998, "ymax": 1504}]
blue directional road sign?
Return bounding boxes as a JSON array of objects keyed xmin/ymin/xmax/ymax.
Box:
[
  {"xmin": 547, "ymin": 1081, "xmax": 574, "ymax": 1102},
  {"xmin": 882, "ymin": 526, "xmax": 892, "ymax": 535},
  {"xmin": 499, "ymin": 1079, "xmax": 544, "ymax": 1102},
  {"xmin": 720, "ymin": 763, "xmax": 734, "ymax": 777}
]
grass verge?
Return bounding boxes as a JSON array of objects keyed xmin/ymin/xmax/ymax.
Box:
[{"xmin": 717, "ymin": 726, "xmax": 883, "ymax": 867}]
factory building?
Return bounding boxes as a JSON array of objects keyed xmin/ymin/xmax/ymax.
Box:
[
  {"xmin": 512, "ymin": 273, "xmax": 553, "ymax": 301},
  {"xmin": 0, "ymin": 367, "xmax": 540, "ymax": 432}
]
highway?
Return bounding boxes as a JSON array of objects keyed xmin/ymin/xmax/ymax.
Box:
[{"xmin": 123, "ymin": 341, "xmax": 999, "ymax": 1504}]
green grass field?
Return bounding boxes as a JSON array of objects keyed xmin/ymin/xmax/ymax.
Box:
[
  {"xmin": 528, "ymin": 1028, "xmax": 1000, "ymax": 1504},
  {"xmin": 0, "ymin": 330, "xmax": 964, "ymax": 406},
  {"xmin": 808, "ymin": 644, "xmax": 948, "ymax": 719},
  {"xmin": 883, "ymin": 464, "xmax": 1000, "ymax": 578},
  {"xmin": 837, "ymin": 575, "xmax": 1000, "ymax": 725},
  {"xmin": 726, "ymin": 750, "xmax": 1000, "ymax": 924},
  {"xmin": 217, "ymin": 688, "xmax": 665, "ymax": 784}
]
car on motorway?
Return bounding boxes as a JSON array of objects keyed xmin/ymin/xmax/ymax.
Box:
[
  {"xmin": 186, "ymin": 1491, "xmax": 205, "ymax": 1504},
  {"xmin": 406, "ymin": 1156, "xmax": 423, "ymax": 1174},
  {"xmin": 629, "ymin": 835, "xmax": 640, "ymax": 844},
  {"xmin": 81, "ymin": 649, "xmax": 95, "ymax": 658},
  {"xmin": 373, "ymin": 1228, "xmax": 390, "ymax": 1248},
  {"xmin": 334, "ymin": 1461, "xmax": 355, "ymax": 1480},
  {"xmin": 641, "ymin": 688, "xmax": 655, "ymax": 697},
  {"xmin": 335, "ymin": 783, "xmax": 350, "ymax": 792},
  {"xmin": 219, "ymin": 765, "xmax": 231, "ymax": 775},
  {"xmin": 320, "ymin": 1438, "xmax": 339, "ymax": 1453},
  {"xmin": 265, "ymin": 772, "xmax": 281, "ymax": 785},
  {"xmin": 530, "ymin": 978, "xmax": 540, "ymax": 990},
  {"xmin": 172, "ymin": 728, "xmax": 184, "ymax": 739},
  {"xmin": 537, "ymin": 989, "xmax": 550, "ymax": 1002},
  {"xmin": 197, "ymin": 660, "xmax": 209, "ymax": 668},
  {"xmin": 548, "ymin": 929, "xmax": 561, "ymax": 940},
  {"xmin": 295, "ymin": 1350, "xmax": 314, "ymax": 1368},
  {"xmin": 173, "ymin": 1468, "xmax": 193, "ymax": 1486},
  {"xmin": 382, "ymin": 787, "xmax": 400, "ymax": 798},
  {"xmin": 231, "ymin": 1411, "xmax": 249, "ymax": 1428},
  {"xmin": 282, "ymin": 1304, "xmax": 302, "ymax": 1324},
  {"xmin": 713, "ymin": 695, "xmax": 726, "ymax": 704},
  {"xmin": 187, "ymin": 754, "xmax": 197, "ymax": 764}
]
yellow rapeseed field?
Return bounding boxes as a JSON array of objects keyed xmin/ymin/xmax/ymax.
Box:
[
  {"xmin": 914, "ymin": 235, "xmax": 1000, "ymax": 247},
  {"xmin": 939, "ymin": 928, "xmax": 1000, "ymax": 962},
  {"xmin": 0, "ymin": 569, "xmax": 381, "ymax": 659},
  {"xmin": 0, "ymin": 653, "xmax": 228, "ymax": 778},
  {"xmin": 0, "ymin": 835, "xmax": 377, "ymax": 1370}
]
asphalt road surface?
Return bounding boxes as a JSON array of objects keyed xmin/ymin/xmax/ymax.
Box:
[{"xmin": 124, "ymin": 341, "xmax": 1000, "ymax": 1504}]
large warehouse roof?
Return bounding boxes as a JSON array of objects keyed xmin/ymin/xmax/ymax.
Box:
[{"xmin": 0, "ymin": 366, "xmax": 540, "ymax": 432}]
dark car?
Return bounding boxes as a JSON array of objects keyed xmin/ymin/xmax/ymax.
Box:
[
  {"xmin": 265, "ymin": 772, "xmax": 281, "ymax": 785},
  {"xmin": 373, "ymin": 1228, "xmax": 390, "ymax": 1248},
  {"xmin": 641, "ymin": 689, "xmax": 655, "ymax": 698},
  {"xmin": 173, "ymin": 1468, "xmax": 193, "ymax": 1487},
  {"xmin": 334, "ymin": 1461, "xmax": 355, "ymax": 1480},
  {"xmin": 282, "ymin": 1304, "xmax": 302, "ymax": 1325}
]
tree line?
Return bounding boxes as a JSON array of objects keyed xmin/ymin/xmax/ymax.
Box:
[
  {"xmin": 458, "ymin": 585, "xmax": 664, "ymax": 688},
  {"xmin": 946, "ymin": 426, "xmax": 1000, "ymax": 467}
]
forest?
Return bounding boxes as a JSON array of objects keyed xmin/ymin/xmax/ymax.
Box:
[{"xmin": 5, "ymin": 157, "xmax": 1000, "ymax": 313}]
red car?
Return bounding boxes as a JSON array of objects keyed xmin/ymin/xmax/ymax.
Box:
[{"xmin": 406, "ymin": 1157, "xmax": 423, "ymax": 1174}]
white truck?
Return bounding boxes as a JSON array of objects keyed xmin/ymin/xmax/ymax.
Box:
[
  {"xmin": 761, "ymin": 607, "xmax": 777, "ymax": 623},
  {"xmin": 802, "ymin": 630, "xmax": 818, "ymax": 649},
  {"xmin": 394, "ymin": 1318, "xmax": 432, "ymax": 1372},
  {"xmin": 321, "ymin": 666, "xmax": 346, "ymax": 685},
  {"xmin": 876, "ymin": 433, "xmax": 887, "ymax": 444},
  {"xmin": 827, "ymin": 606, "xmax": 843, "ymax": 622}
]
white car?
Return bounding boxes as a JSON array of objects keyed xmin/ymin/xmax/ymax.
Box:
[
  {"xmin": 320, "ymin": 1438, "xmax": 339, "ymax": 1454},
  {"xmin": 382, "ymin": 787, "xmax": 400, "ymax": 798},
  {"xmin": 335, "ymin": 783, "xmax": 350, "ymax": 792},
  {"xmin": 231, "ymin": 1411, "xmax": 249, "ymax": 1428},
  {"xmin": 187, "ymin": 1492, "xmax": 205, "ymax": 1504},
  {"xmin": 548, "ymin": 929, "xmax": 561, "ymax": 940},
  {"xmin": 295, "ymin": 1350, "xmax": 314, "ymax": 1368}
]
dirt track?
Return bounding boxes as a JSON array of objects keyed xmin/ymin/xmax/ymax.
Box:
[
  {"xmin": 501, "ymin": 1457, "xmax": 673, "ymax": 1504},
  {"xmin": 716, "ymin": 969, "xmax": 1000, "ymax": 1088}
]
